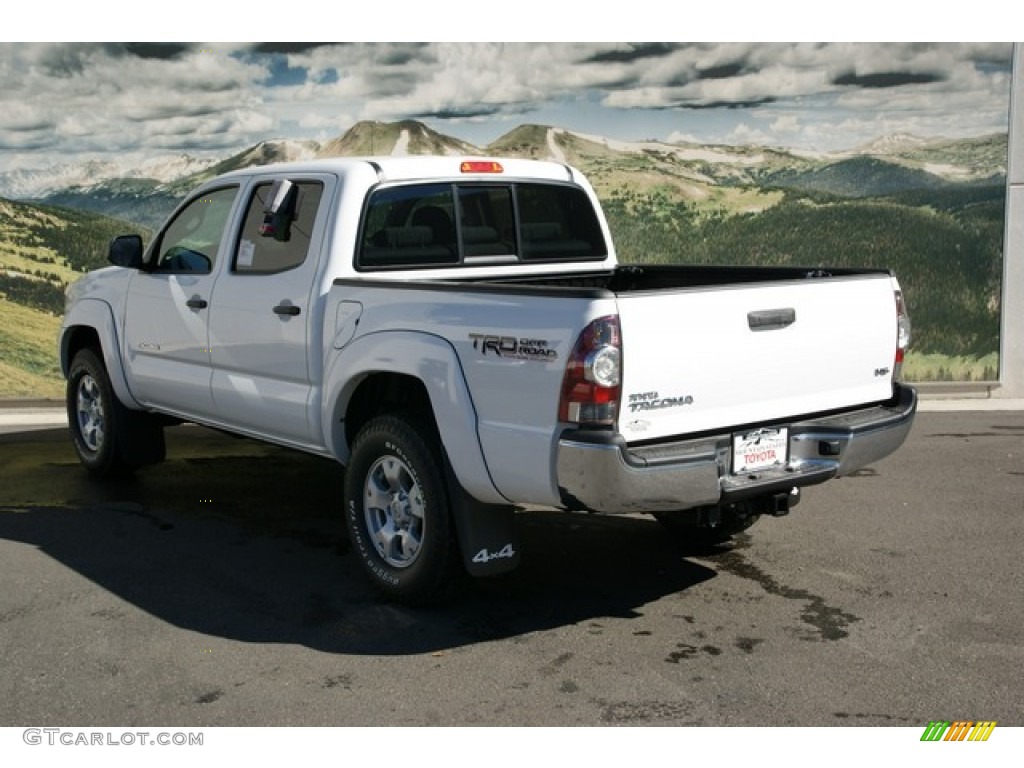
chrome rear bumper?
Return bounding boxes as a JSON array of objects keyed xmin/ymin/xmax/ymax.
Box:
[{"xmin": 556, "ymin": 385, "xmax": 917, "ymax": 514}]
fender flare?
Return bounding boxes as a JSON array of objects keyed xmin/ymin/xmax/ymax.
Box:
[
  {"xmin": 322, "ymin": 330, "xmax": 507, "ymax": 506},
  {"xmin": 60, "ymin": 298, "xmax": 142, "ymax": 410}
]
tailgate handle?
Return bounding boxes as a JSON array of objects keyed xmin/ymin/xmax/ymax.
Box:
[{"xmin": 748, "ymin": 308, "xmax": 796, "ymax": 331}]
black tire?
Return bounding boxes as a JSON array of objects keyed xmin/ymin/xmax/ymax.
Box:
[
  {"xmin": 653, "ymin": 507, "xmax": 760, "ymax": 548},
  {"xmin": 66, "ymin": 348, "xmax": 165, "ymax": 476},
  {"xmin": 343, "ymin": 414, "xmax": 458, "ymax": 602}
]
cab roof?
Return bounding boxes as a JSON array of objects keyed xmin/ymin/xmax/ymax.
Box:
[{"xmin": 209, "ymin": 156, "xmax": 579, "ymax": 185}]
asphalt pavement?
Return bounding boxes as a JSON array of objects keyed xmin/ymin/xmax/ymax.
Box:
[{"xmin": 1, "ymin": 396, "xmax": 1022, "ymax": 730}]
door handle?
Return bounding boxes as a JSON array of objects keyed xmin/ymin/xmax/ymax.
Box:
[
  {"xmin": 748, "ymin": 308, "xmax": 795, "ymax": 331},
  {"xmin": 273, "ymin": 304, "xmax": 301, "ymax": 316},
  {"xmin": 186, "ymin": 297, "xmax": 208, "ymax": 310}
]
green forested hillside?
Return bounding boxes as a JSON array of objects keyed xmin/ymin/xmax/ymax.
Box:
[
  {"xmin": 0, "ymin": 198, "xmax": 149, "ymax": 396},
  {"xmin": 765, "ymin": 157, "xmax": 950, "ymax": 198},
  {"xmin": 603, "ymin": 186, "xmax": 1003, "ymax": 360}
]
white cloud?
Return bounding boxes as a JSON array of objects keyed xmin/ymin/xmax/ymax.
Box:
[
  {"xmin": 769, "ymin": 114, "xmax": 801, "ymax": 134},
  {"xmin": 0, "ymin": 42, "xmax": 1014, "ymax": 172},
  {"xmin": 726, "ymin": 123, "xmax": 775, "ymax": 147}
]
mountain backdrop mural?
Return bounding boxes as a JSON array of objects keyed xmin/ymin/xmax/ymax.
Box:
[{"xmin": 0, "ymin": 119, "xmax": 1007, "ymax": 397}]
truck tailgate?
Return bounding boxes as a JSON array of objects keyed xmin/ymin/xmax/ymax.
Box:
[{"xmin": 616, "ymin": 274, "xmax": 899, "ymax": 443}]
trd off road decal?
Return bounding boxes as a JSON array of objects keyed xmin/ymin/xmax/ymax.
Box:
[{"xmin": 468, "ymin": 333, "xmax": 558, "ymax": 361}]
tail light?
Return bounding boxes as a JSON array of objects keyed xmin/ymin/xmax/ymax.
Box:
[
  {"xmin": 894, "ymin": 288, "xmax": 911, "ymax": 380},
  {"xmin": 559, "ymin": 316, "xmax": 622, "ymax": 426}
]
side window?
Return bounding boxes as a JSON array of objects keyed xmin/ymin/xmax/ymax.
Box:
[
  {"xmin": 154, "ymin": 186, "xmax": 238, "ymax": 273},
  {"xmin": 234, "ymin": 180, "xmax": 324, "ymax": 274}
]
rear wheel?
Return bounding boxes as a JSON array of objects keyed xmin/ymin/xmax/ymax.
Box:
[
  {"xmin": 66, "ymin": 348, "xmax": 164, "ymax": 475},
  {"xmin": 343, "ymin": 414, "xmax": 458, "ymax": 602}
]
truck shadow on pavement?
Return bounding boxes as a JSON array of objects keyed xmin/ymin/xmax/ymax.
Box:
[{"xmin": 0, "ymin": 426, "xmax": 718, "ymax": 655}]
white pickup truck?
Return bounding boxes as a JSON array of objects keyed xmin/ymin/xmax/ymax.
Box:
[{"xmin": 60, "ymin": 156, "xmax": 916, "ymax": 601}]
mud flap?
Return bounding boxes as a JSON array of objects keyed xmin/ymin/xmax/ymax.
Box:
[
  {"xmin": 115, "ymin": 402, "xmax": 166, "ymax": 468},
  {"xmin": 445, "ymin": 464, "xmax": 520, "ymax": 577}
]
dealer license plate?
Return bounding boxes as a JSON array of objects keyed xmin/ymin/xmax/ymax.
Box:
[{"xmin": 732, "ymin": 427, "xmax": 788, "ymax": 474}]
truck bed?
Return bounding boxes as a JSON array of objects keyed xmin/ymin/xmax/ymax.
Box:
[{"xmin": 336, "ymin": 263, "xmax": 900, "ymax": 443}]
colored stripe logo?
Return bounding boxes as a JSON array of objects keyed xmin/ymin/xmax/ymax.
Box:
[{"xmin": 921, "ymin": 721, "xmax": 997, "ymax": 741}]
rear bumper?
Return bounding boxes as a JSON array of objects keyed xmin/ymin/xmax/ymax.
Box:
[{"xmin": 556, "ymin": 384, "xmax": 917, "ymax": 514}]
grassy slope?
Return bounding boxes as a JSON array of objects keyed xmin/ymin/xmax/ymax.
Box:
[{"xmin": 0, "ymin": 298, "xmax": 63, "ymax": 398}]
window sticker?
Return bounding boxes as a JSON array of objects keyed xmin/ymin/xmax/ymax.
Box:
[{"xmin": 238, "ymin": 239, "xmax": 255, "ymax": 268}]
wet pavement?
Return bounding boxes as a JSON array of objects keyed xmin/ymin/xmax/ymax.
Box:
[{"xmin": 1, "ymin": 414, "xmax": 1022, "ymax": 726}]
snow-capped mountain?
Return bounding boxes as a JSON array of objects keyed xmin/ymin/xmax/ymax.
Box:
[
  {"xmin": 855, "ymin": 133, "xmax": 932, "ymax": 155},
  {"xmin": 0, "ymin": 153, "xmax": 219, "ymax": 199}
]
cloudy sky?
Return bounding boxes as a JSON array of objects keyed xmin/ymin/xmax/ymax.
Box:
[{"xmin": 0, "ymin": 41, "xmax": 1015, "ymax": 173}]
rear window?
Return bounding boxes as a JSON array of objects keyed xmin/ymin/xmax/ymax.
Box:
[{"xmin": 358, "ymin": 182, "xmax": 606, "ymax": 270}]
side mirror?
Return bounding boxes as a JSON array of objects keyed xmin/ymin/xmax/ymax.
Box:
[{"xmin": 108, "ymin": 234, "xmax": 145, "ymax": 269}]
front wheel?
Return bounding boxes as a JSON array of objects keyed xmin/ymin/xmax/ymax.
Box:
[
  {"xmin": 343, "ymin": 414, "xmax": 458, "ymax": 602},
  {"xmin": 66, "ymin": 348, "xmax": 164, "ymax": 475}
]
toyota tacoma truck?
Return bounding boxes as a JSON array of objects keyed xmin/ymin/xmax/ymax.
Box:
[{"xmin": 59, "ymin": 156, "xmax": 917, "ymax": 601}]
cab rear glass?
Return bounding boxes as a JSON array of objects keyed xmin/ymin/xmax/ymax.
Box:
[{"xmin": 357, "ymin": 182, "xmax": 607, "ymax": 270}]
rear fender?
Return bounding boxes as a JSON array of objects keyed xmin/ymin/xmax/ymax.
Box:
[{"xmin": 323, "ymin": 330, "xmax": 507, "ymax": 506}]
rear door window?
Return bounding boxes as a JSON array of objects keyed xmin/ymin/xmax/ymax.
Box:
[{"xmin": 234, "ymin": 180, "xmax": 324, "ymax": 274}]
